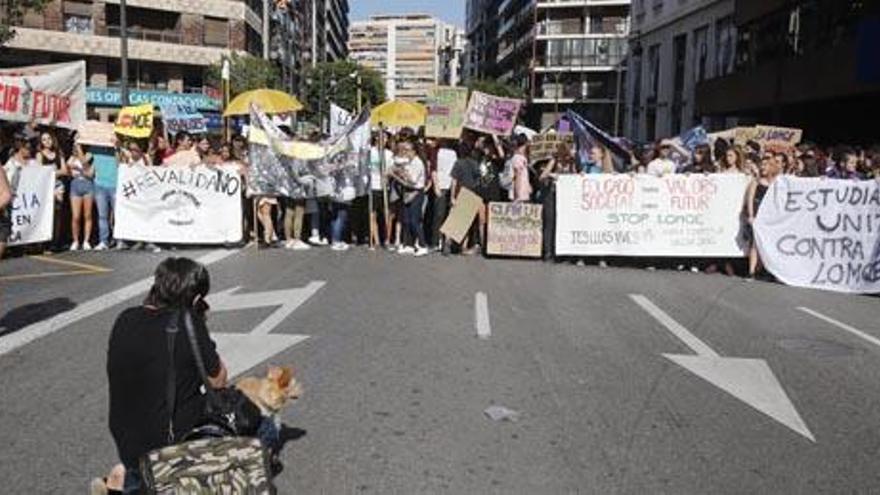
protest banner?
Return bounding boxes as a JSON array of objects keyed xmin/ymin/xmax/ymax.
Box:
[
  {"xmin": 0, "ymin": 61, "xmax": 87, "ymax": 129},
  {"xmin": 754, "ymin": 125, "xmax": 803, "ymax": 152},
  {"xmin": 755, "ymin": 177, "xmax": 880, "ymax": 294},
  {"xmin": 114, "ymin": 164, "xmax": 243, "ymax": 244},
  {"xmin": 425, "ymin": 86, "xmax": 468, "ymax": 139},
  {"xmin": 7, "ymin": 166, "xmax": 55, "ymax": 246},
  {"xmin": 487, "ymin": 202, "xmax": 543, "ymax": 258},
  {"xmin": 529, "ymin": 132, "xmax": 574, "ymax": 163},
  {"xmin": 75, "ymin": 120, "xmax": 115, "ymax": 147},
  {"xmin": 566, "ymin": 110, "xmax": 631, "ymax": 173},
  {"xmin": 114, "ymin": 103, "xmax": 154, "ymax": 139},
  {"xmin": 463, "ymin": 91, "xmax": 522, "ymax": 136},
  {"xmin": 555, "ymin": 174, "xmax": 750, "ymax": 257},
  {"xmin": 161, "ymin": 104, "xmax": 207, "ymax": 135},
  {"xmin": 440, "ymin": 188, "xmax": 483, "ymax": 244},
  {"xmin": 330, "ymin": 104, "xmax": 353, "ymax": 138}
]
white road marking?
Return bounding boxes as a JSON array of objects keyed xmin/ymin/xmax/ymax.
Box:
[
  {"xmin": 630, "ymin": 294, "xmax": 815, "ymax": 442},
  {"xmin": 798, "ymin": 307, "xmax": 880, "ymax": 349},
  {"xmin": 208, "ymin": 281, "xmax": 326, "ymax": 377},
  {"xmin": 0, "ymin": 250, "xmax": 237, "ymax": 356},
  {"xmin": 629, "ymin": 294, "xmax": 718, "ymax": 357},
  {"xmin": 475, "ymin": 292, "xmax": 491, "ymax": 340}
]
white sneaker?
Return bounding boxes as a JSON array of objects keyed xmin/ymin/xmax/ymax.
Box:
[
  {"xmin": 690, "ymin": 266, "xmax": 700, "ymax": 273},
  {"xmin": 308, "ymin": 235, "xmax": 328, "ymax": 246},
  {"xmin": 83, "ymin": 242, "xmax": 93, "ymax": 251},
  {"xmin": 94, "ymin": 242, "xmax": 108, "ymax": 251},
  {"xmin": 413, "ymin": 247, "xmax": 429, "ymax": 257},
  {"xmin": 69, "ymin": 243, "xmax": 80, "ymax": 252},
  {"xmin": 398, "ymin": 246, "xmax": 415, "ymax": 255},
  {"xmin": 131, "ymin": 242, "xmax": 144, "ymax": 251},
  {"xmin": 115, "ymin": 241, "xmax": 127, "ymax": 250},
  {"xmin": 598, "ymin": 260, "xmax": 608, "ymax": 268},
  {"xmin": 292, "ymin": 240, "xmax": 311, "ymax": 251},
  {"xmin": 147, "ymin": 243, "xmax": 162, "ymax": 253},
  {"xmin": 284, "ymin": 240, "xmax": 295, "ymax": 249},
  {"xmin": 331, "ymin": 242, "xmax": 350, "ymax": 251}
]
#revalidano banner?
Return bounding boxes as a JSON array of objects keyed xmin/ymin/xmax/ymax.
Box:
[
  {"xmin": 755, "ymin": 176, "xmax": 880, "ymax": 294},
  {"xmin": 555, "ymin": 174, "xmax": 750, "ymax": 257},
  {"xmin": 114, "ymin": 164, "xmax": 243, "ymax": 244}
]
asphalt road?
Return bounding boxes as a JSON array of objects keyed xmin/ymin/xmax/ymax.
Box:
[{"xmin": 1, "ymin": 247, "xmax": 879, "ymax": 493}]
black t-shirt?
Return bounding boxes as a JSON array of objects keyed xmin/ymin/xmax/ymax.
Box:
[
  {"xmin": 107, "ymin": 306, "xmax": 221, "ymax": 467},
  {"xmin": 451, "ymin": 157, "xmax": 480, "ymax": 193}
]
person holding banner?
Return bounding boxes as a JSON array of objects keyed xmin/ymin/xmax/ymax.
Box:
[
  {"xmin": 509, "ymin": 134, "xmax": 532, "ymax": 203},
  {"xmin": 746, "ymin": 154, "xmax": 782, "ymax": 280},
  {"xmin": 92, "ymin": 143, "xmax": 119, "ymax": 250},
  {"xmin": 431, "ymin": 140, "xmax": 457, "ymax": 252},
  {"xmin": 36, "ymin": 131, "xmax": 68, "ymax": 250},
  {"xmin": 150, "ymin": 135, "xmax": 174, "ymax": 166},
  {"xmin": 0, "ymin": 161, "xmax": 11, "ymax": 260},
  {"xmin": 389, "ymin": 140, "xmax": 429, "ymax": 256},
  {"xmin": 66, "ymin": 143, "xmax": 95, "ymax": 251},
  {"xmin": 539, "ymin": 142, "xmax": 576, "ymax": 261},
  {"xmin": 646, "ymin": 141, "xmax": 677, "ymax": 177}
]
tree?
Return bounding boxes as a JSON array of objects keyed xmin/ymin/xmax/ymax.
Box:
[
  {"xmin": 467, "ymin": 78, "xmax": 526, "ymax": 100},
  {"xmin": 206, "ymin": 52, "xmax": 281, "ymax": 98},
  {"xmin": 1, "ymin": 0, "xmax": 50, "ymax": 45},
  {"xmin": 302, "ymin": 60, "xmax": 385, "ymax": 125}
]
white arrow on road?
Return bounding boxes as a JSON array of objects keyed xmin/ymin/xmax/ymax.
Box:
[
  {"xmin": 208, "ymin": 281, "xmax": 326, "ymax": 378},
  {"xmin": 630, "ymin": 294, "xmax": 815, "ymax": 442}
]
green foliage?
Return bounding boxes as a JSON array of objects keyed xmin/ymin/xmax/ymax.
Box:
[
  {"xmin": 302, "ymin": 60, "xmax": 385, "ymax": 123},
  {"xmin": 206, "ymin": 53, "xmax": 281, "ymax": 97},
  {"xmin": 0, "ymin": 0, "xmax": 50, "ymax": 45},
  {"xmin": 466, "ymin": 78, "xmax": 526, "ymax": 100}
]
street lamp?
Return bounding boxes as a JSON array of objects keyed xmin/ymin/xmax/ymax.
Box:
[{"xmin": 349, "ymin": 71, "xmax": 362, "ymax": 113}]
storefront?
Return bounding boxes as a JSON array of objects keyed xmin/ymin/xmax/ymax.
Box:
[{"xmin": 86, "ymin": 87, "xmax": 222, "ymax": 132}]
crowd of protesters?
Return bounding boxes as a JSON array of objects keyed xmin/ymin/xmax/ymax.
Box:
[{"xmin": 2, "ymin": 117, "xmax": 879, "ymax": 281}]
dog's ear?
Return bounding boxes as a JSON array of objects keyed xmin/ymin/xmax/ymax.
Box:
[{"xmin": 266, "ymin": 366, "xmax": 283, "ymax": 381}]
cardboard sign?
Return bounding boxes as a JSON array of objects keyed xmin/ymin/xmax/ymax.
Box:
[
  {"xmin": 440, "ymin": 187, "xmax": 483, "ymax": 244},
  {"xmin": 530, "ymin": 133, "xmax": 574, "ymax": 163},
  {"xmin": 425, "ymin": 86, "xmax": 469, "ymax": 139},
  {"xmin": 487, "ymin": 202, "xmax": 543, "ymax": 258},
  {"xmin": 463, "ymin": 91, "xmax": 522, "ymax": 136},
  {"xmin": 555, "ymin": 174, "xmax": 751, "ymax": 257},
  {"xmin": 754, "ymin": 125, "xmax": 803, "ymax": 152},
  {"xmin": 755, "ymin": 177, "xmax": 880, "ymax": 294},
  {"xmin": 114, "ymin": 103, "xmax": 154, "ymax": 138},
  {"xmin": 161, "ymin": 104, "xmax": 207, "ymax": 135},
  {"xmin": 6, "ymin": 166, "xmax": 55, "ymax": 246},
  {"xmin": 114, "ymin": 164, "xmax": 243, "ymax": 244},
  {"xmin": 76, "ymin": 120, "xmax": 115, "ymax": 147},
  {"xmin": 0, "ymin": 61, "xmax": 87, "ymax": 129}
]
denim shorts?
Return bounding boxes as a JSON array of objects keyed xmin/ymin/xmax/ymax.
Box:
[{"xmin": 70, "ymin": 178, "xmax": 95, "ymax": 197}]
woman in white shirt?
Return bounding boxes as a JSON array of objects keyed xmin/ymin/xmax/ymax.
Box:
[{"xmin": 388, "ymin": 140, "xmax": 428, "ymax": 256}]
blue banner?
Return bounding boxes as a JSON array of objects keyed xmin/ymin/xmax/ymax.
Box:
[
  {"xmin": 161, "ymin": 104, "xmax": 207, "ymax": 135},
  {"xmin": 87, "ymin": 88, "xmax": 221, "ymax": 111}
]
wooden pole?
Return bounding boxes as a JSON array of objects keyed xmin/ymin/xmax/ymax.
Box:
[
  {"xmin": 253, "ymin": 196, "xmax": 260, "ymax": 250},
  {"xmin": 380, "ymin": 124, "xmax": 390, "ymax": 245}
]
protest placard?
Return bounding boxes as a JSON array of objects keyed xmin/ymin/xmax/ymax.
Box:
[
  {"xmin": 425, "ymin": 87, "xmax": 469, "ymax": 139},
  {"xmin": 440, "ymin": 187, "xmax": 483, "ymax": 244},
  {"xmin": 529, "ymin": 133, "xmax": 574, "ymax": 163},
  {"xmin": 487, "ymin": 202, "xmax": 543, "ymax": 258},
  {"xmin": 0, "ymin": 61, "xmax": 87, "ymax": 129},
  {"xmin": 114, "ymin": 103, "xmax": 154, "ymax": 139},
  {"xmin": 754, "ymin": 125, "xmax": 803, "ymax": 152},
  {"xmin": 161, "ymin": 104, "xmax": 207, "ymax": 135},
  {"xmin": 463, "ymin": 91, "xmax": 522, "ymax": 136},
  {"xmin": 330, "ymin": 104, "xmax": 353, "ymax": 138},
  {"xmin": 555, "ymin": 174, "xmax": 750, "ymax": 257},
  {"xmin": 7, "ymin": 166, "xmax": 55, "ymax": 246},
  {"xmin": 755, "ymin": 177, "xmax": 880, "ymax": 294},
  {"xmin": 114, "ymin": 164, "xmax": 243, "ymax": 244},
  {"xmin": 75, "ymin": 120, "xmax": 115, "ymax": 147}
]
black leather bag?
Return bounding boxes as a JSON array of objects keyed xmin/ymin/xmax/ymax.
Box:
[{"xmin": 182, "ymin": 311, "xmax": 263, "ymax": 438}]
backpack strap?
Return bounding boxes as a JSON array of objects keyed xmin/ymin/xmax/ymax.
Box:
[
  {"xmin": 165, "ymin": 310, "xmax": 181, "ymax": 444},
  {"xmin": 182, "ymin": 310, "xmax": 219, "ymax": 404}
]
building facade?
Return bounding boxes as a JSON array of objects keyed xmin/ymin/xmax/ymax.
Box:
[
  {"xmin": 2, "ymin": 0, "xmax": 274, "ymax": 121},
  {"xmin": 467, "ymin": 0, "xmax": 631, "ymax": 132},
  {"xmin": 626, "ymin": 0, "xmax": 737, "ymax": 143},
  {"xmin": 307, "ymin": 0, "xmax": 349, "ymax": 66},
  {"xmin": 696, "ymin": 0, "xmax": 880, "ymax": 144},
  {"xmin": 348, "ymin": 14, "xmax": 463, "ymax": 102}
]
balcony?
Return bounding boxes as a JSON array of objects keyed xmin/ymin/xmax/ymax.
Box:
[
  {"xmin": 535, "ymin": 37, "xmax": 627, "ymax": 69},
  {"xmin": 107, "ymin": 25, "xmax": 182, "ymax": 44}
]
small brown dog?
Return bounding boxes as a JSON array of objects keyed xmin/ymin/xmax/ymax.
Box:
[{"xmin": 236, "ymin": 366, "xmax": 303, "ymax": 422}]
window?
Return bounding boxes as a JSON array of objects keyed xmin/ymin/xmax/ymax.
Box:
[
  {"xmin": 715, "ymin": 16, "xmax": 736, "ymax": 77},
  {"xmin": 64, "ymin": 0, "xmax": 93, "ymax": 34},
  {"xmin": 647, "ymin": 43, "xmax": 660, "ymax": 99},
  {"xmin": 693, "ymin": 25, "xmax": 709, "ymax": 83},
  {"xmin": 671, "ymin": 34, "xmax": 686, "ymax": 134},
  {"xmin": 204, "ymin": 17, "xmax": 228, "ymax": 47}
]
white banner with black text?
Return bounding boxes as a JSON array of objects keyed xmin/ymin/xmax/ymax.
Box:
[
  {"xmin": 114, "ymin": 164, "xmax": 243, "ymax": 244},
  {"xmin": 555, "ymin": 174, "xmax": 750, "ymax": 257},
  {"xmin": 7, "ymin": 166, "xmax": 55, "ymax": 246}
]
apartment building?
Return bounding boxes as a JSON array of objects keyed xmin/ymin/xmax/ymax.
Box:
[
  {"xmin": 695, "ymin": 0, "xmax": 880, "ymax": 144},
  {"xmin": 307, "ymin": 0, "xmax": 349, "ymax": 66},
  {"xmin": 348, "ymin": 14, "xmax": 463, "ymax": 102},
  {"xmin": 2, "ymin": 0, "xmax": 275, "ymax": 122},
  {"xmin": 468, "ymin": 0, "xmax": 631, "ymax": 131},
  {"xmin": 626, "ymin": 0, "xmax": 737, "ymax": 142}
]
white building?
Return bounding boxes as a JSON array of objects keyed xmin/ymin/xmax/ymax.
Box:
[
  {"xmin": 348, "ymin": 14, "xmax": 464, "ymax": 102},
  {"xmin": 626, "ymin": 0, "xmax": 737, "ymax": 142}
]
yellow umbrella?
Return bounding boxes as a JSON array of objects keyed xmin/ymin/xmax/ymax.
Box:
[
  {"xmin": 223, "ymin": 89, "xmax": 304, "ymax": 117},
  {"xmin": 370, "ymin": 100, "xmax": 427, "ymax": 128}
]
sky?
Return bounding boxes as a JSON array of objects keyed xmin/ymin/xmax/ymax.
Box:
[{"xmin": 349, "ymin": 0, "xmax": 466, "ymax": 28}]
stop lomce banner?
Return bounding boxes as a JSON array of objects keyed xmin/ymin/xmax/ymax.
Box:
[
  {"xmin": 755, "ymin": 177, "xmax": 880, "ymax": 294},
  {"xmin": 0, "ymin": 61, "xmax": 87, "ymax": 129},
  {"xmin": 555, "ymin": 174, "xmax": 751, "ymax": 257}
]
